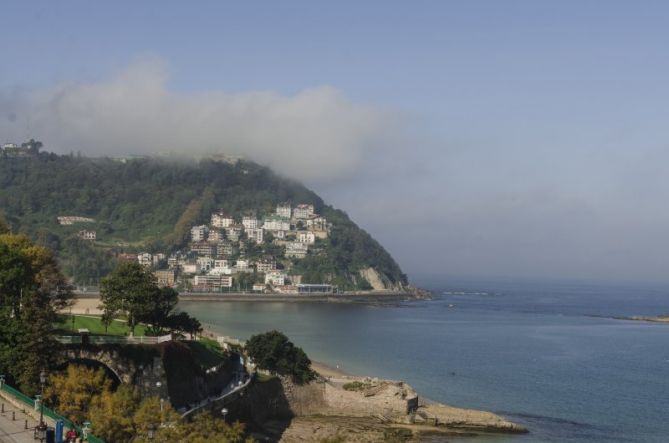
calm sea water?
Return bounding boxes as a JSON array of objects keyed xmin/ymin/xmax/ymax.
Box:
[{"xmin": 179, "ymin": 278, "xmax": 669, "ymax": 443}]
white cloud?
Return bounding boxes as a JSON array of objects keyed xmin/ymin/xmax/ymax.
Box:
[{"xmin": 0, "ymin": 58, "xmax": 393, "ymax": 181}]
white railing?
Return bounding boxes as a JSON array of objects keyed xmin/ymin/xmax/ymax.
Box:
[
  {"xmin": 56, "ymin": 334, "xmax": 173, "ymax": 345},
  {"xmin": 216, "ymin": 336, "xmax": 246, "ymax": 347},
  {"xmin": 56, "ymin": 336, "xmax": 82, "ymax": 344},
  {"xmin": 181, "ymin": 372, "xmax": 252, "ymax": 418}
]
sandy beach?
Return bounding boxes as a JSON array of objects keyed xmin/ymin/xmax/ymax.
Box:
[
  {"xmin": 64, "ymin": 296, "xmax": 103, "ymax": 315},
  {"xmin": 66, "ymin": 296, "xmax": 355, "ymax": 378}
]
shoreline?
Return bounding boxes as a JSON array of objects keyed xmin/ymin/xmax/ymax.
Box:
[
  {"xmin": 72, "ymin": 290, "xmax": 430, "ymax": 305},
  {"xmin": 63, "ymin": 297, "xmax": 527, "ymax": 437},
  {"xmin": 614, "ymin": 315, "xmax": 669, "ymax": 324}
]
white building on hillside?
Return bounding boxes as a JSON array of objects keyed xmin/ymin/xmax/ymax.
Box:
[
  {"xmin": 211, "ymin": 212, "xmax": 234, "ymax": 228},
  {"xmin": 306, "ymin": 215, "xmax": 328, "ymax": 231},
  {"xmin": 216, "ymin": 241, "xmax": 234, "ymax": 257},
  {"xmin": 78, "ymin": 230, "xmax": 96, "ymax": 240},
  {"xmin": 137, "ymin": 252, "xmax": 153, "ymax": 267},
  {"xmin": 293, "ymin": 204, "xmax": 314, "ymax": 219},
  {"xmin": 263, "ymin": 216, "xmax": 290, "ymax": 232},
  {"xmin": 256, "ymin": 257, "xmax": 277, "ymax": 273},
  {"xmin": 209, "ymin": 265, "xmax": 232, "ymax": 275},
  {"xmin": 197, "ymin": 257, "xmax": 215, "ymax": 271},
  {"xmin": 208, "ymin": 229, "xmax": 224, "ymax": 242},
  {"xmin": 193, "ymin": 274, "xmax": 233, "ymax": 290},
  {"xmin": 152, "ymin": 253, "xmax": 166, "ymax": 266},
  {"xmin": 191, "ymin": 225, "xmax": 209, "ymax": 242},
  {"xmin": 242, "ymin": 216, "xmax": 259, "ymax": 230},
  {"xmin": 265, "ymin": 271, "xmax": 287, "ymax": 286},
  {"xmin": 276, "ymin": 203, "xmax": 292, "ymax": 219},
  {"xmin": 285, "ymin": 242, "xmax": 308, "ymax": 258},
  {"xmin": 214, "ymin": 259, "xmax": 230, "ymax": 268},
  {"xmin": 296, "ymin": 231, "xmax": 315, "ymax": 244},
  {"xmin": 182, "ymin": 263, "xmax": 201, "ymax": 274},
  {"xmin": 246, "ymin": 227, "xmax": 264, "ymax": 243},
  {"xmin": 225, "ymin": 225, "xmax": 243, "ymax": 241}
]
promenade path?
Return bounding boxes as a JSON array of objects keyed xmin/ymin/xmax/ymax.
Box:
[
  {"xmin": 0, "ymin": 402, "xmax": 40, "ymax": 443},
  {"xmin": 181, "ymin": 358, "xmax": 252, "ymax": 418}
]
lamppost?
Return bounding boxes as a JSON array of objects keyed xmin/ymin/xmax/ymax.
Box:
[
  {"xmin": 82, "ymin": 422, "xmax": 91, "ymax": 441},
  {"xmin": 221, "ymin": 408, "xmax": 228, "ymax": 422},
  {"xmin": 155, "ymin": 382, "xmax": 164, "ymax": 413},
  {"xmin": 34, "ymin": 370, "xmax": 47, "ymax": 442}
]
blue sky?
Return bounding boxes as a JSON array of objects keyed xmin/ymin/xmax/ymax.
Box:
[{"xmin": 3, "ymin": 1, "xmax": 669, "ymax": 283}]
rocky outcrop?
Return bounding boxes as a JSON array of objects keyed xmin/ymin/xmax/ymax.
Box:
[
  {"xmin": 413, "ymin": 404, "xmax": 526, "ymax": 433},
  {"xmin": 359, "ymin": 267, "xmax": 387, "ymax": 290},
  {"xmin": 230, "ymin": 374, "xmax": 526, "ymax": 441}
]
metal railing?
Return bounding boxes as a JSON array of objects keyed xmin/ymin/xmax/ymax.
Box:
[
  {"xmin": 0, "ymin": 380, "xmax": 105, "ymax": 442},
  {"xmin": 56, "ymin": 334, "xmax": 173, "ymax": 345}
]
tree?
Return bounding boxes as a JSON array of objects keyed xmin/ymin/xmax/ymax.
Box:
[
  {"xmin": 89, "ymin": 385, "xmax": 141, "ymax": 442},
  {"xmin": 166, "ymin": 312, "xmax": 202, "ymax": 339},
  {"xmin": 246, "ymin": 330, "xmax": 315, "ymax": 384},
  {"xmin": 45, "ymin": 365, "xmax": 112, "ymax": 424},
  {"xmin": 0, "ymin": 231, "xmax": 72, "ymax": 393},
  {"xmin": 100, "ymin": 261, "xmax": 159, "ymax": 334},
  {"xmin": 134, "ymin": 410, "xmax": 249, "ymax": 443},
  {"xmin": 89, "ymin": 390, "xmax": 250, "ymax": 443},
  {"xmin": 138, "ymin": 287, "xmax": 178, "ymax": 335},
  {"xmin": 0, "ymin": 217, "xmax": 9, "ymax": 234}
]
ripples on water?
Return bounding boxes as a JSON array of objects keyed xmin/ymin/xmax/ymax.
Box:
[{"xmin": 180, "ymin": 279, "xmax": 669, "ymax": 443}]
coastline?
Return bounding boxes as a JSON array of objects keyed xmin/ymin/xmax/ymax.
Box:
[
  {"xmin": 614, "ymin": 315, "xmax": 669, "ymax": 324},
  {"xmin": 64, "ymin": 296, "xmax": 527, "ymax": 440},
  {"xmin": 72, "ymin": 289, "xmax": 431, "ymax": 305}
]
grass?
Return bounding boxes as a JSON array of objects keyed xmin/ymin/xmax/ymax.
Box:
[
  {"xmin": 256, "ymin": 372, "xmax": 277, "ymax": 383},
  {"xmin": 342, "ymin": 381, "xmax": 372, "ymax": 391},
  {"xmin": 54, "ymin": 314, "xmax": 147, "ymax": 336},
  {"xmin": 183, "ymin": 337, "xmax": 228, "ymax": 368}
]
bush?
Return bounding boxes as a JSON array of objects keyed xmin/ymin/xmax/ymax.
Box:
[{"xmin": 342, "ymin": 381, "xmax": 371, "ymax": 391}]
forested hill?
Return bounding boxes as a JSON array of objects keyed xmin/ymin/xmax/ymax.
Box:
[{"xmin": 0, "ymin": 152, "xmax": 407, "ymax": 289}]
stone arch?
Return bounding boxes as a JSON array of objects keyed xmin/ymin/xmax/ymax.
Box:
[
  {"xmin": 60, "ymin": 347, "xmax": 169, "ymax": 402},
  {"xmin": 61, "ymin": 358, "xmax": 123, "ymax": 388},
  {"xmin": 63, "ymin": 348, "xmax": 137, "ymax": 384}
]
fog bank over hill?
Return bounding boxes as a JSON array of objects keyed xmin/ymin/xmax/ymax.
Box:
[
  {"xmin": 4, "ymin": 55, "xmax": 669, "ymax": 284},
  {"xmin": 0, "ymin": 58, "xmax": 400, "ymax": 182}
]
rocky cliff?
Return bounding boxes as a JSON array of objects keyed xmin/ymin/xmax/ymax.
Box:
[{"xmin": 231, "ymin": 373, "xmax": 526, "ymax": 442}]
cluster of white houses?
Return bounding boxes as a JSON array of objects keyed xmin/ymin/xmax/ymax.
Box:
[
  {"xmin": 0, "ymin": 140, "xmax": 41, "ymax": 157},
  {"xmin": 133, "ymin": 203, "xmax": 336, "ymax": 294},
  {"xmin": 54, "ymin": 216, "xmax": 97, "ymax": 240}
]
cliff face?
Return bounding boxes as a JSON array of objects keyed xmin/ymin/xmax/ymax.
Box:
[{"xmin": 230, "ymin": 375, "xmax": 526, "ymax": 441}]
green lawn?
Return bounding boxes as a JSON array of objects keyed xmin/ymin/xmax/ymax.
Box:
[
  {"xmin": 256, "ymin": 372, "xmax": 277, "ymax": 383},
  {"xmin": 183, "ymin": 338, "xmax": 228, "ymax": 368},
  {"xmin": 54, "ymin": 314, "xmax": 147, "ymax": 336}
]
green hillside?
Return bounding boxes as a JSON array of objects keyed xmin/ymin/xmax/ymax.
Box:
[{"xmin": 0, "ymin": 151, "xmax": 407, "ymax": 290}]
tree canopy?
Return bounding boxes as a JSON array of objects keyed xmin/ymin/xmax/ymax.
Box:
[
  {"xmin": 100, "ymin": 261, "xmax": 159, "ymax": 334},
  {"xmin": 100, "ymin": 261, "xmax": 200, "ymax": 336},
  {"xmin": 46, "ymin": 364, "xmax": 250, "ymax": 442},
  {"xmin": 0, "ymin": 228, "xmax": 72, "ymax": 393},
  {"xmin": 246, "ymin": 330, "xmax": 315, "ymax": 384},
  {"xmin": 45, "ymin": 365, "xmax": 112, "ymax": 424}
]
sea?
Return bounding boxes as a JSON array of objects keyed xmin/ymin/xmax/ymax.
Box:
[{"xmin": 179, "ymin": 277, "xmax": 669, "ymax": 443}]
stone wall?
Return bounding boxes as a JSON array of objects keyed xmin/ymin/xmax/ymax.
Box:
[
  {"xmin": 64, "ymin": 345, "xmax": 168, "ymax": 405},
  {"xmin": 322, "ymin": 380, "xmax": 417, "ymax": 418},
  {"xmin": 275, "ymin": 377, "xmax": 417, "ymax": 419}
]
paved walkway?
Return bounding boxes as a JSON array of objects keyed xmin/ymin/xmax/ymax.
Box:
[
  {"xmin": 0, "ymin": 401, "xmax": 40, "ymax": 443},
  {"xmin": 181, "ymin": 358, "xmax": 252, "ymax": 418}
]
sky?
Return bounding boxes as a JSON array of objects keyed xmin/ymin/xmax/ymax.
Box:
[{"xmin": 2, "ymin": 1, "xmax": 669, "ymax": 283}]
